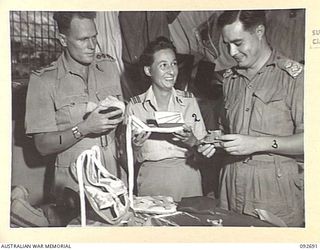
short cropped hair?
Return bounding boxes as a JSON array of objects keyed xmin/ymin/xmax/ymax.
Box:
[
  {"xmin": 53, "ymin": 11, "xmax": 96, "ymax": 34},
  {"xmin": 140, "ymin": 36, "xmax": 177, "ymax": 67},
  {"xmin": 217, "ymin": 10, "xmax": 266, "ymax": 32}
]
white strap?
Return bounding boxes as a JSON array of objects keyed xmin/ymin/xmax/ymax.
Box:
[
  {"xmin": 91, "ymin": 145, "xmax": 101, "ymax": 162},
  {"xmin": 131, "ymin": 115, "xmax": 184, "ymax": 133},
  {"xmin": 77, "ymin": 146, "xmax": 127, "ymax": 224},
  {"xmin": 76, "ymin": 150, "xmax": 92, "ymax": 227},
  {"xmin": 126, "ymin": 116, "xmax": 135, "ymax": 207}
]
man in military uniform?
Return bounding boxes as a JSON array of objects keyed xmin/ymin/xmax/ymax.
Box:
[
  {"xmin": 25, "ymin": 12, "xmax": 126, "ymax": 219},
  {"xmin": 199, "ymin": 10, "xmax": 304, "ymax": 226}
]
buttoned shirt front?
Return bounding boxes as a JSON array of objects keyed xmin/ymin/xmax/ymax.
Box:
[
  {"xmin": 126, "ymin": 86, "xmax": 207, "ymax": 163},
  {"xmin": 25, "ymin": 52, "xmax": 123, "ymax": 173},
  {"xmin": 221, "ymin": 50, "xmax": 304, "ymax": 138}
]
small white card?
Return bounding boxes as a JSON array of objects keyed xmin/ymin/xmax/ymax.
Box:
[
  {"xmin": 154, "ymin": 111, "xmax": 185, "ymax": 128},
  {"xmin": 131, "ymin": 115, "xmax": 184, "ymax": 133}
]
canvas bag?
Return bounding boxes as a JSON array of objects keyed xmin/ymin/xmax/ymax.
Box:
[{"xmin": 74, "ymin": 145, "xmax": 129, "ymax": 226}]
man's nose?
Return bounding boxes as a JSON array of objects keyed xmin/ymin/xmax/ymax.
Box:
[
  {"xmin": 229, "ymin": 44, "xmax": 238, "ymax": 57},
  {"xmin": 88, "ymin": 38, "xmax": 96, "ymax": 49}
]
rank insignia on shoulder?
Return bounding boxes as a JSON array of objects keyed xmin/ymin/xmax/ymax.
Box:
[
  {"xmin": 281, "ymin": 60, "xmax": 303, "ymax": 78},
  {"xmin": 183, "ymin": 91, "xmax": 193, "ymax": 98},
  {"xmin": 177, "ymin": 90, "xmax": 193, "ymax": 98},
  {"xmin": 130, "ymin": 95, "xmax": 142, "ymax": 104},
  {"xmin": 96, "ymin": 53, "xmax": 115, "ymax": 62},
  {"xmin": 223, "ymin": 68, "xmax": 233, "ymax": 78},
  {"xmin": 31, "ymin": 62, "xmax": 57, "ymax": 76}
]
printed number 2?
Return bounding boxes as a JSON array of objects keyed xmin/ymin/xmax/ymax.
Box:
[{"xmin": 192, "ymin": 113, "xmax": 200, "ymax": 122}]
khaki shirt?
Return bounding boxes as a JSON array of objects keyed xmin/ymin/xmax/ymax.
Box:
[
  {"xmin": 221, "ymin": 50, "xmax": 304, "ymax": 137},
  {"xmin": 218, "ymin": 50, "xmax": 304, "ymax": 226},
  {"xmin": 126, "ymin": 86, "xmax": 207, "ymax": 162},
  {"xmin": 25, "ymin": 52, "xmax": 123, "ymax": 174}
]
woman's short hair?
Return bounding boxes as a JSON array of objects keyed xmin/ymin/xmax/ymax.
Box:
[
  {"xmin": 53, "ymin": 11, "xmax": 96, "ymax": 35},
  {"xmin": 140, "ymin": 36, "xmax": 177, "ymax": 67},
  {"xmin": 217, "ymin": 10, "xmax": 266, "ymax": 32}
]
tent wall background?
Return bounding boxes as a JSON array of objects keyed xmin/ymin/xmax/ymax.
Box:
[{"xmin": 11, "ymin": 9, "xmax": 305, "ymax": 205}]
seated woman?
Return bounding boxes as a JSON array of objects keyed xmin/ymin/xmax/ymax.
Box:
[{"xmin": 125, "ymin": 36, "xmax": 208, "ymax": 202}]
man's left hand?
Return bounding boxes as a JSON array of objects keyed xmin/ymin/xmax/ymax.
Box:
[{"xmin": 219, "ymin": 134, "xmax": 260, "ymax": 155}]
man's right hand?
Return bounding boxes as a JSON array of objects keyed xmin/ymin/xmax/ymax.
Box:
[
  {"xmin": 80, "ymin": 105, "xmax": 124, "ymax": 136},
  {"xmin": 33, "ymin": 105, "xmax": 124, "ymax": 156}
]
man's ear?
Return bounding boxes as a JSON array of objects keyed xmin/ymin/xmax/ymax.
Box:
[
  {"xmin": 144, "ymin": 66, "xmax": 151, "ymax": 77},
  {"xmin": 58, "ymin": 33, "xmax": 67, "ymax": 47},
  {"xmin": 256, "ymin": 24, "xmax": 265, "ymax": 40}
]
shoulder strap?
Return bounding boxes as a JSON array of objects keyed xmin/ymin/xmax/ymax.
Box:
[
  {"xmin": 96, "ymin": 53, "xmax": 116, "ymax": 62},
  {"xmin": 176, "ymin": 89, "xmax": 194, "ymax": 98},
  {"xmin": 31, "ymin": 62, "xmax": 57, "ymax": 76},
  {"xmin": 130, "ymin": 95, "xmax": 142, "ymax": 104},
  {"xmin": 278, "ymin": 59, "xmax": 303, "ymax": 78}
]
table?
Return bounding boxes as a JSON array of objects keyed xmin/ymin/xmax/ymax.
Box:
[{"xmin": 68, "ymin": 196, "xmax": 273, "ymax": 227}]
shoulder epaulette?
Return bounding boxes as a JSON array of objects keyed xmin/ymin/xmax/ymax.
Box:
[
  {"xmin": 130, "ymin": 95, "xmax": 142, "ymax": 104},
  {"xmin": 176, "ymin": 90, "xmax": 194, "ymax": 98},
  {"xmin": 31, "ymin": 62, "xmax": 57, "ymax": 76},
  {"xmin": 223, "ymin": 68, "xmax": 233, "ymax": 78},
  {"xmin": 96, "ymin": 53, "xmax": 115, "ymax": 62},
  {"xmin": 278, "ymin": 59, "xmax": 303, "ymax": 78}
]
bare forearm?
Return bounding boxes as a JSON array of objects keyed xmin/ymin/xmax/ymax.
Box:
[
  {"xmin": 34, "ymin": 121, "xmax": 89, "ymax": 156},
  {"xmin": 33, "ymin": 106, "xmax": 124, "ymax": 156},
  {"xmin": 256, "ymin": 133, "xmax": 303, "ymax": 155},
  {"xmin": 220, "ymin": 133, "xmax": 304, "ymax": 156}
]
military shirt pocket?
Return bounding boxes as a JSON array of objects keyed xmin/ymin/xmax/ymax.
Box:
[
  {"xmin": 250, "ymin": 91, "xmax": 293, "ymax": 136},
  {"xmin": 96, "ymin": 87, "xmax": 122, "ymax": 101},
  {"xmin": 55, "ymin": 95, "xmax": 88, "ymax": 128},
  {"xmin": 223, "ymin": 97, "xmax": 241, "ymax": 133}
]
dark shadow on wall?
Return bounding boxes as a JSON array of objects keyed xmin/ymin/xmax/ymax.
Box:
[
  {"xmin": 12, "ymin": 81, "xmax": 56, "ymax": 204},
  {"xmin": 12, "ymin": 81, "xmax": 43, "ymax": 167}
]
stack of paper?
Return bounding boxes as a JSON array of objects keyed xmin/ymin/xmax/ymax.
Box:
[
  {"xmin": 154, "ymin": 111, "xmax": 185, "ymax": 128},
  {"xmin": 131, "ymin": 115, "xmax": 184, "ymax": 133}
]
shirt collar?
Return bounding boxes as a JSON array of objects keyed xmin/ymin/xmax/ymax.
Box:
[
  {"xmin": 234, "ymin": 49, "xmax": 278, "ymax": 78},
  {"xmin": 143, "ymin": 85, "xmax": 156, "ymax": 103},
  {"xmin": 257, "ymin": 49, "xmax": 279, "ymax": 73},
  {"xmin": 143, "ymin": 86, "xmax": 183, "ymax": 110},
  {"xmin": 57, "ymin": 52, "xmax": 96, "ymax": 79}
]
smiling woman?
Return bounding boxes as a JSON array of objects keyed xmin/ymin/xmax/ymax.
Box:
[
  {"xmin": 144, "ymin": 48, "xmax": 179, "ymax": 105},
  {"xmin": 125, "ymin": 36, "xmax": 208, "ymax": 202}
]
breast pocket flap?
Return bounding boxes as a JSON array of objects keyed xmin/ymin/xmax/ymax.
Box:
[{"xmin": 55, "ymin": 95, "xmax": 87, "ymax": 110}]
